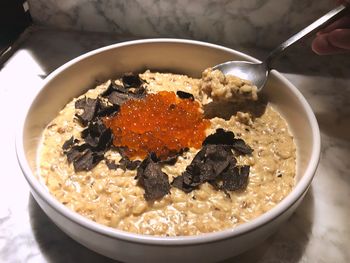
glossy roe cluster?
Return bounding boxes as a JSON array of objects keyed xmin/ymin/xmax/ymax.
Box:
[{"xmin": 104, "ymin": 91, "xmax": 210, "ymax": 160}]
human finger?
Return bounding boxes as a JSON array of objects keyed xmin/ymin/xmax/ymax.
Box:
[
  {"xmin": 328, "ymin": 28, "xmax": 350, "ymax": 49},
  {"xmin": 317, "ymin": 16, "xmax": 350, "ymax": 35},
  {"xmin": 336, "ymin": 0, "xmax": 350, "ymax": 5},
  {"xmin": 311, "ymin": 33, "xmax": 348, "ymax": 54}
]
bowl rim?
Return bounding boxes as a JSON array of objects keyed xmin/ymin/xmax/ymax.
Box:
[{"xmin": 16, "ymin": 38, "xmax": 320, "ymax": 246}]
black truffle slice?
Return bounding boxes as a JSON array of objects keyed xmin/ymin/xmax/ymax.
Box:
[
  {"xmin": 101, "ymin": 81, "xmax": 146, "ymax": 106},
  {"xmin": 193, "ymin": 145, "xmax": 234, "ymax": 182},
  {"xmin": 62, "ymin": 136, "xmax": 79, "ymax": 150},
  {"xmin": 74, "ymin": 96, "xmax": 119, "ymax": 127},
  {"xmin": 106, "ymin": 91, "xmax": 130, "ymax": 105},
  {"xmin": 63, "ymin": 141, "xmax": 104, "ymax": 172},
  {"xmin": 221, "ymin": 165, "xmax": 250, "ymax": 191},
  {"xmin": 171, "ymin": 176, "xmax": 193, "ymax": 193},
  {"xmin": 96, "ymin": 100, "xmax": 120, "ymax": 117},
  {"xmin": 118, "ymin": 156, "xmax": 141, "ymax": 170},
  {"xmin": 114, "ymin": 147, "xmax": 142, "ymax": 170},
  {"xmin": 62, "ymin": 119, "xmax": 113, "ymax": 172},
  {"xmin": 172, "ymin": 145, "xmax": 236, "ymax": 192},
  {"xmin": 172, "ymin": 143, "xmax": 250, "ymax": 194},
  {"xmin": 122, "ymin": 73, "xmax": 143, "ymax": 89},
  {"xmin": 81, "ymin": 119, "xmax": 113, "ymax": 150},
  {"xmin": 176, "ymin": 91, "xmax": 194, "ymax": 101},
  {"xmin": 129, "ymin": 85, "xmax": 146, "ymax": 96},
  {"xmin": 135, "ymin": 154, "xmax": 171, "ymax": 201},
  {"xmin": 203, "ymin": 128, "xmax": 235, "ymax": 146},
  {"xmin": 205, "ymin": 145, "xmax": 237, "ymax": 177},
  {"xmin": 65, "ymin": 143, "xmax": 87, "ymax": 163},
  {"xmin": 101, "ymin": 82, "xmax": 128, "ymax": 97},
  {"xmin": 75, "ymin": 97, "xmax": 99, "ymax": 126},
  {"xmin": 158, "ymin": 148, "xmax": 189, "ymax": 165},
  {"xmin": 72, "ymin": 148, "xmax": 104, "ymax": 172},
  {"xmin": 203, "ymin": 128, "xmax": 253, "ymax": 155},
  {"xmin": 231, "ymin": 139, "xmax": 253, "ymax": 155},
  {"xmin": 105, "ymin": 159, "xmax": 118, "ymax": 170}
]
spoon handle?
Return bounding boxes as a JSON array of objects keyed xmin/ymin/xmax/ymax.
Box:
[{"xmin": 265, "ymin": 4, "xmax": 348, "ymax": 67}]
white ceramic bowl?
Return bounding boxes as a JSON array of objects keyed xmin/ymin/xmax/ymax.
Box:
[{"xmin": 16, "ymin": 39, "xmax": 320, "ymax": 263}]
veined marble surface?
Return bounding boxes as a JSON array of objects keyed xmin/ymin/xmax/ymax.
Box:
[
  {"xmin": 27, "ymin": 0, "xmax": 336, "ymax": 48},
  {"xmin": 0, "ymin": 27, "xmax": 350, "ymax": 262}
]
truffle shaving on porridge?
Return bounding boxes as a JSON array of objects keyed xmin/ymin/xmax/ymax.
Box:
[{"xmin": 37, "ymin": 69, "xmax": 296, "ymax": 236}]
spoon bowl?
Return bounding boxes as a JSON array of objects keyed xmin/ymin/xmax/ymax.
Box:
[{"xmin": 213, "ymin": 61, "xmax": 268, "ymax": 91}]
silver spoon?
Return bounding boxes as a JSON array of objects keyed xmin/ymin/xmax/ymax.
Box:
[{"xmin": 213, "ymin": 4, "xmax": 348, "ymax": 91}]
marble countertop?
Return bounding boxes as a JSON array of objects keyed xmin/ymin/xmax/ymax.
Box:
[
  {"xmin": 0, "ymin": 27, "xmax": 349, "ymax": 263},
  {"xmin": 26, "ymin": 0, "xmax": 336, "ymax": 50}
]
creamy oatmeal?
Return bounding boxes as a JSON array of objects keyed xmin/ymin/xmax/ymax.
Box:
[
  {"xmin": 200, "ymin": 68, "xmax": 258, "ymax": 103},
  {"xmin": 37, "ymin": 70, "xmax": 296, "ymax": 236}
]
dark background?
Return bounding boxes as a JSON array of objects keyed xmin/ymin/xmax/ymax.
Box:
[{"xmin": 0, "ymin": 0, "xmax": 32, "ymax": 55}]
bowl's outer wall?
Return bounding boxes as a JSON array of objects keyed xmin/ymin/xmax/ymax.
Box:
[{"xmin": 21, "ymin": 40, "xmax": 317, "ymax": 262}]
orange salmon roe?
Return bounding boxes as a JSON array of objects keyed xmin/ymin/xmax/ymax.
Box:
[{"xmin": 104, "ymin": 91, "xmax": 210, "ymax": 160}]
